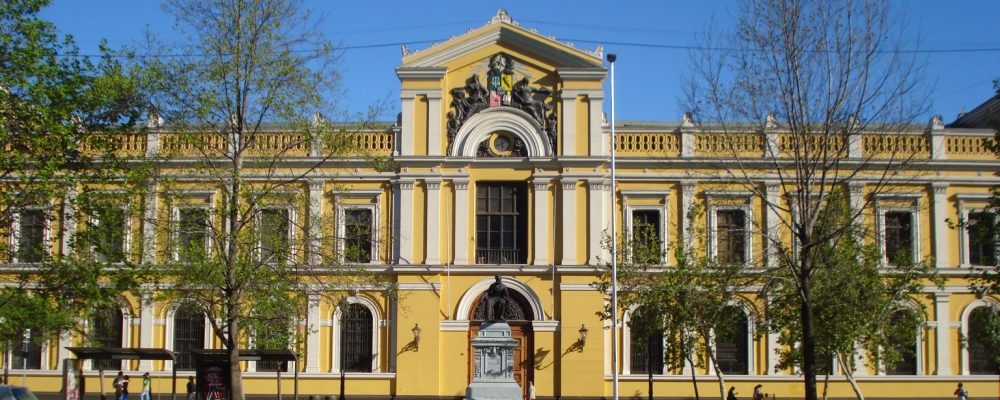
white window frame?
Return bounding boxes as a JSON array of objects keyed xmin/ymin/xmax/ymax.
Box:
[
  {"xmin": 875, "ymin": 193, "xmax": 922, "ymax": 267},
  {"xmin": 170, "ymin": 191, "xmax": 215, "ymax": 263},
  {"xmin": 332, "ymin": 296, "xmax": 382, "ymax": 373},
  {"xmin": 621, "ymin": 190, "xmax": 670, "ymax": 265},
  {"xmin": 707, "ymin": 300, "xmax": 756, "ymax": 376},
  {"xmin": 256, "ymin": 206, "xmax": 296, "ymax": 264},
  {"xmin": 622, "ymin": 304, "xmax": 668, "ymax": 375},
  {"xmin": 84, "ymin": 304, "xmax": 133, "ymax": 371},
  {"xmin": 877, "ymin": 301, "xmax": 924, "ymax": 376},
  {"xmin": 960, "ymin": 298, "xmax": 1000, "ymax": 375},
  {"xmin": 957, "ymin": 193, "xmax": 996, "ymax": 268},
  {"xmin": 163, "ymin": 302, "xmax": 212, "ymax": 371},
  {"xmin": 89, "ymin": 202, "xmax": 132, "ymax": 264},
  {"xmin": 334, "ymin": 189, "xmax": 384, "ymax": 265},
  {"xmin": 706, "ymin": 191, "xmax": 754, "ymax": 267},
  {"xmin": 9, "ymin": 206, "xmax": 52, "ymax": 263}
]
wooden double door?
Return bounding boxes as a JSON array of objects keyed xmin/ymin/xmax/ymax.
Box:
[{"xmin": 468, "ymin": 321, "xmax": 533, "ymax": 399}]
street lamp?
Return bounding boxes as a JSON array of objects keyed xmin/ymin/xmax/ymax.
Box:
[
  {"xmin": 607, "ymin": 52, "xmax": 620, "ymax": 400},
  {"xmin": 578, "ymin": 325, "xmax": 589, "ymax": 347}
]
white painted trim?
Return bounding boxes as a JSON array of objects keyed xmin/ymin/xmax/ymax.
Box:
[
  {"xmin": 398, "ymin": 282, "xmax": 442, "ymax": 291},
  {"xmin": 336, "ymin": 203, "xmax": 380, "ymax": 265},
  {"xmin": 454, "ymin": 276, "xmax": 544, "ymax": 321},
  {"xmin": 9, "ymin": 206, "xmax": 53, "ymax": 263},
  {"xmin": 170, "ymin": 203, "xmax": 214, "ymax": 262},
  {"xmin": 876, "ymin": 204, "xmax": 921, "ymax": 267},
  {"xmin": 440, "ymin": 320, "xmax": 470, "ymax": 331},
  {"xmin": 532, "ymin": 320, "xmax": 560, "ymax": 332},
  {"xmin": 959, "ymin": 299, "xmax": 1000, "ymax": 376},
  {"xmin": 163, "ymin": 302, "xmax": 210, "ymax": 372},
  {"xmin": 332, "ymin": 296, "xmax": 381, "ymax": 373},
  {"xmin": 621, "ymin": 190, "xmax": 671, "ymax": 265},
  {"xmin": 706, "ymin": 194, "xmax": 753, "ymax": 266},
  {"xmin": 453, "ymin": 107, "xmax": 552, "ymax": 158}
]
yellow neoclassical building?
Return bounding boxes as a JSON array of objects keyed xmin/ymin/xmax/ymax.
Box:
[{"xmin": 8, "ymin": 9, "xmax": 1000, "ymax": 400}]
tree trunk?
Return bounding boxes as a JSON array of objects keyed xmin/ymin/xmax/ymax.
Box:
[
  {"xmin": 687, "ymin": 352, "xmax": 700, "ymax": 400},
  {"xmin": 838, "ymin": 354, "xmax": 865, "ymax": 400},
  {"xmin": 800, "ymin": 260, "xmax": 818, "ymax": 400},
  {"xmin": 707, "ymin": 347, "xmax": 726, "ymax": 400},
  {"xmin": 822, "ymin": 373, "xmax": 829, "ymax": 400},
  {"xmin": 228, "ymin": 316, "xmax": 243, "ymax": 400}
]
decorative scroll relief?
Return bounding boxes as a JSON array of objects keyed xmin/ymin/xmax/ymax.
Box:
[{"xmin": 447, "ymin": 52, "xmax": 557, "ymax": 156}]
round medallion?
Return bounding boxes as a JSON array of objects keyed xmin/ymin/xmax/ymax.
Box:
[{"xmin": 493, "ymin": 135, "xmax": 511, "ymax": 152}]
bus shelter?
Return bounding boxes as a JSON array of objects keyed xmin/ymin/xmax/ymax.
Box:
[
  {"xmin": 64, "ymin": 347, "xmax": 178, "ymax": 400},
  {"xmin": 190, "ymin": 349, "xmax": 299, "ymax": 400}
]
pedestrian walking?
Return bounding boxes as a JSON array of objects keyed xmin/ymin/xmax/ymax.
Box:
[
  {"xmin": 753, "ymin": 384, "xmax": 763, "ymax": 400},
  {"xmin": 113, "ymin": 372, "xmax": 125, "ymax": 400},
  {"xmin": 140, "ymin": 372, "xmax": 151, "ymax": 400},
  {"xmin": 187, "ymin": 376, "xmax": 196, "ymax": 400},
  {"xmin": 122, "ymin": 375, "xmax": 131, "ymax": 400},
  {"xmin": 954, "ymin": 383, "xmax": 968, "ymax": 400},
  {"xmin": 727, "ymin": 386, "xmax": 738, "ymax": 400}
]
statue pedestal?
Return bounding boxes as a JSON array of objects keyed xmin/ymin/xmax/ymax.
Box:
[{"xmin": 465, "ymin": 322, "xmax": 522, "ymax": 400}]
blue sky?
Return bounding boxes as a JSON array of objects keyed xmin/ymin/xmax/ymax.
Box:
[{"xmin": 39, "ymin": 0, "xmax": 1000, "ymax": 124}]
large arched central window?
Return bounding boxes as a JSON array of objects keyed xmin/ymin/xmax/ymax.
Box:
[
  {"xmin": 173, "ymin": 304, "xmax": 205, "ymax": 370},
  {"xmin": 714, "ymin": 306, "xmax": 749, "ymax": 375},
  {"xmin": 628, "ymin": 307, "xmax": 664, "ymax": 375},
  {"xmin": 92, "ymin": 307, "xmax": 124, "ymax": 370},
  {"xmin": 339, "ymin": 303, "xmax": 373, "ymax": 372}
]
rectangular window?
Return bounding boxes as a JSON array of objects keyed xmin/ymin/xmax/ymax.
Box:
[
  {"xmin": 475, "ymin": 182, "xmax": 527, "ymax": 264},
  {"xmin": 10, "ymin": 338, "xmax": 41, "ymax": 370},
  {"xmin": 344, "ymin": 209, "xmax": 373, "ymax": 263},
  {"xmin": 968, "ymin": 212, "xmax": 997, "ymax": 267},
  {"xmin": 884, "ymin": 212, "xmax": 913, "ymax": 265},
  {"xmin": 716, "ymin": 210, "xmax": 746, "ymax": 265},
  {"xmin": 176, "ymin": 208, "xmax": 210, "ymax": 262},
  {"xmin": 16, "ymin": 210, "xmax": 46, "ymax": 263},
  {"xmin": 94, "ymin": 206, "xmax": 127, "ymax": 263},
  {"xmin": 631, "ymin": 210, "xmax": 662, "ymax": 264},
  {"xmin": 259, "ymin": 208, "xmax": 290, "ymax": 263}
]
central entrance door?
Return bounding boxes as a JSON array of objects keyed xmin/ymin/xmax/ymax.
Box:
[{"xmin": 468, "ymin": 291, "xmax": 533, "ymax": 398}]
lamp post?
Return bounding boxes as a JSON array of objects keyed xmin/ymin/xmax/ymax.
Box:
[{"xmin": 606, "ymin": 52, "xmax": 619, "ymax": 400}]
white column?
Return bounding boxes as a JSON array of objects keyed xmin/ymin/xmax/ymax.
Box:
[
  {"xmin": 426, "ymin": 92, "xmax": 443, "ymax": 156},
  {"xmin": 138, "ymin": 299, "xmax": 154, "ymax": 370},
  {"xmin": 142, "ymin": 184, "xmax": 157, "ymax": 264},
  {"xmin": 764, "ymin": 181, "xmax": 780, "ymax": 268},
  {"xmin": 853, "ymin": 341, "xmax": 868, "ymax": 376},
  {"xmin": 393, "ymin": 180, "xmax": 415, "ymax": 264},
  {"xmin": 560, "ymin": 95, "xmax": 576, "ymax": 156},
  {"xmin": 588, "ymin": 94, "xmax": 605, "ymax": 156},
  {"xmin": 61, "ymin": 186, "xmax": 77, "ymax": 256},
  {"xmin": 453, "ymin": 179, "xmax": 470, "ymax": 265},
  {"xmin": 533, "ymin": 180, "xmax": 550, "ymax": 266},
  {"xmin": 560, "ymin": 180, "xmax": 578, "ymax": 265},
  {"xmin": 934, "ymin": 292, "xmax": 952, "ymax": 375},
  {"xmin": 425, "ymin": 180, "xmax": 442, "ymax": 265},
  {"xmin": 306, "ymin": 294, "xmax": 321, "ymax": 373},
  {"xmin": 767, "ymin": 328, "xmax": 781, "ymax": 374},
  {"xmin": 57, "ymin": 331, "xmax": 72, "ymax": 371},
  {"xmin": 308, "ymin": 181, "xmax": 323, "ymax": 266},
  {"xmin": 680, "ymin": 181, "xmax": 697, "ymax": 244},
  {"xmin": 399, "ymin": 92, "xmax": 416, "ymax": 156},
  {"xmin": 932, "ymin": 183, "xmax": 950, "ymax": 269},
  {"xmin": 587, "ymin": 180, "xmax": 606, "ymax": 265}
]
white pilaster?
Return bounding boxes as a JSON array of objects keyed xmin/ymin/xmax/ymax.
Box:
[
  {"xmin": 427, "ymin": 92, "xmax": 443, "ymax": 156},
  {"xmin": 588, "ymin": 95, "xmax": 605, "ymax": 156},
  {"xmin": 306, "ymin": 294, "xmax": 321, "ymax": 373},
  {"xmin": 138, "ymin": 299, "xmax": 154, "ymax": 370},
  {"xmin": 680, "ymin": 181, "xmax": 697, "ymax": 244},
  {"xmin": 393, "ymin": 180, "xmax": 415, "ymax": 264},
  {"xmin": 308, "ymin": 181, "xmax": 323, "ymax": 266},
  {"xmin": 764, "ymin": 181, "xmax": 780, "ymax": 268},
  {"xmin": 425, "ymin": 180, "xmax": 442, "ymax": 265},
  {"xmin": 453, "ymin": 179, "xmax": 470, "ymax": 265},
  {"xmin": 767, "ymin": 328, "xmax": 781, "ymax": 374},
  {"xmin": 142, "ymin": 184, "xmax": 157, "ymax": 263},
  {"xmin": 932, "ymin": 183, "xmax": 950, "ymax": 269},
  {"xmin": 560, "ymin": 180, "xmax": 578, "ymax": 265},
  {"xmin": 399, "ymin": 94, "xmax": 415, "ymax": 156},
  {"xmin": 934, "ymin": 292, "xmax": 952, "ymax": 375},
  {"xmin": 533, "ymin": 180, "xmax": 551, "ymax": 266},
  {"xmin": 57, "ymin": 331, "xmax": 72, "ymax": 372},
  {"xmin": 561, "ymin": 95, "xmax": 576, "ymax": 156},
  {"xmin": 587, "ymin": 180, "xmax": 606, "ymax": 265},
  {"xmin": 61, "ymin": 186, "xmax": 77, "ymax": 256}
]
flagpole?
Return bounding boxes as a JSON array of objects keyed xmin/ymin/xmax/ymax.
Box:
[{"xmin": 607, "ymin": 52, "xmax": 619, "ymax": 400}]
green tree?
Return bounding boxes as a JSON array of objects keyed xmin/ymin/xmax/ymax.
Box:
[
  {"xmin": 0, "ymin": 0, "xmax": 152, "ymax": 352},
  {"xmin": 136, "ymin": 1, "xmax": 393, "ymax": 398}
]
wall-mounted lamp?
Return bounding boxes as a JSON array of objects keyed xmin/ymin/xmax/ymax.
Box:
[
  {"xmin": 578, "ymin": 324, "xmax": 589, "ymax": 346},
  {"xmin": 412, "ymin": 324, "xmax": 423, "ymax": 349}
]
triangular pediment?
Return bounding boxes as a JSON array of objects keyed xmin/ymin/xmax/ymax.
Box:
[{"xmin": 400, "ymin": 10, "xmax": 604, "ymax": 70}]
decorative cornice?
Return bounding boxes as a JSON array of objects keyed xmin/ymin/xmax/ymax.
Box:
[
  {"xmin": 562, "ymin": 181, "xmax": 577, "ymax": 191},
  {"xmin": 532, "ymin": 320, "xmax": 560, "ymax": 332},
  {"xmin": 394, "ymin": 67, "xmax": 448, "ymax": 80},
  {"xmin": 931, "ymin": 182, "xmax": 949, "ymax": 195},
  {"xmin": 425, "ymin": 180, "xmax": 442, "ymax": 190},
  {"xmin": 398, "ymin": 282, "xmax": 441, "ymax": 291},
  {"xmin": 454, "ymin": 179, "xmax": 470, "ymax": 190},
  {"xmin": 556, "ymin": 68, "xmax": 609, "ymax": 81},
  {"xmin": 440, "ymin": 320, "xmax": 470, "ymax": 331}
]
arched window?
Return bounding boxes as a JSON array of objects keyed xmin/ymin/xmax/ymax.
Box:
[
  {"xmin": 173, "ymin": 304, "xmax": 205, "ymax": 371},
  {"xmin": 715, "ymin": 306, "xmax": 749, "ymax": 375},
  {"xmin": 886, "ymin": 311, "xmax": 918, "ymax": 375},
  {"xmin": 628, "ymin": 307, "xmax": 664, "ymax": 375},
  {"xmin": 968, "ymin": 306, "xmax": 1000, "ymax": 375},
  {"xmin": 339, "ymin": 303, "xmax": 374, "ymax": 372},
  {"xmin": 92, "ymin": 307, "xmax": 124, "ymax": 370}
]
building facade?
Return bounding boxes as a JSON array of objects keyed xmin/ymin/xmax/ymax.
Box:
[{"xmin": 8, "ymin": 10, "xmax": 1000, "ymax": 400}]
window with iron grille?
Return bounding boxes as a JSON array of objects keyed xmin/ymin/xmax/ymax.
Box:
[
  {"xmin": 173, "ymin": 305, "xmax": 205, "ymax": 371},
  {"xmin": 92, "ymin": 308, "xmax": 123, "ymax": 370},
  {"xmin": 631, "ymin": 210, "xmax": 662, "ymax": 265},
  {"xmin": 340, "ymin": 303, "xmax": 373, "ymax": 372},
  {"xmin": 968, "ymin": 307, "xmax": 1000, "ymax": 375},
  {"xmin": 176, "ymin": 208, "xmax": 210, "ymax": 263},
  {"xmin": 255, "ymin": 316, "xmax": 290, "ymax": 373},
  {"xmin": 629, "ymin": 308, "xmax": 664, "ymax": 375},
  {"xmin": 344, "ymin": 209, "xmax": 373, "ymax": 263},
  {"xmin": 714, "ymin": 306, "xmax": 749, "ymax": 375},
  {"xmin": 886, "ymin": 311, "xmax": 918, "ymax": 375},
  {"xmin": 968, "ymin": 212, "xmax": 997, "ymax": 267},
  {"xmin": 16, "ymin": 210, "xmax": 46, "ymax": 263},
  {"xmin": 95, "ymin": 206, "xmax": 127, "ymax": 263},
  {"xmin": 259, "ymin": 208, "xmax": 290, "ymax": 263},
  {"xmin": 10, "ymin": 335, "xmax": 41, "ymax": 370},
  {"xmin": 884, "ymin": 212, "xmax": 913, "ymax": 265},
  {"xmin": 475, "ymin": 182, "xmax": 527, "ymax": 264},
  {"xmin": 716, "ymin": 210, "xmax": 746, "ymax": 265}
]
